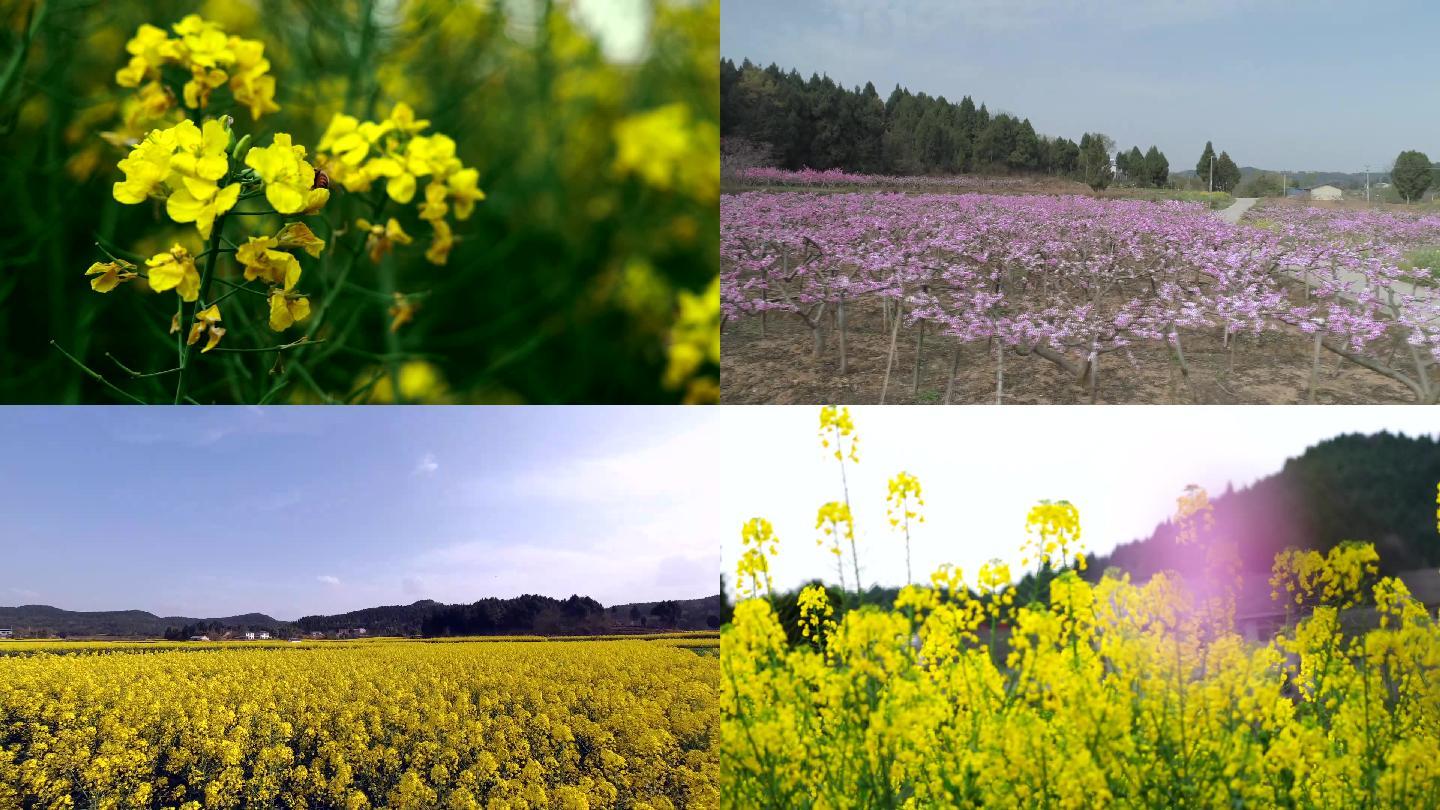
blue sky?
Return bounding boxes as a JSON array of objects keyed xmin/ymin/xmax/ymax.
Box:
[
  {"xmin": 1, "ymin": 407, "xmax": 717, "ymax": 620},
  {"xmin": 723, "ymin": 0, "xmax": 1434, "ymax": 172}
]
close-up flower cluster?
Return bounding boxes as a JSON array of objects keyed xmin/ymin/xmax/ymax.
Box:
[{"xmin": 0, "ymin": 0, "xmax": 719, "ymax": 403}]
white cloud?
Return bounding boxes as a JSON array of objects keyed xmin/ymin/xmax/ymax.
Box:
[
  {"xmin": 407, "ymin": 536, "xmax": 717, "ymax": 607},
  {"xmin": 316, "ymin": 575, "xmax": 341, "ymax": 586},
  {"xmin": 482, "ymin": 425, "xmax": 713, "ymax": 504},
  {"xmin": 414, "ymin": 453, "xmax": 440, "ymax": 476},
  {"xmin": 814, "ymin": 0, "xmax": 1284, "ymax": 36}
]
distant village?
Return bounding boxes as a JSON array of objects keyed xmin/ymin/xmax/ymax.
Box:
[{"xmin": 177, "ymin": 628, "xmax": 369, "ymax": 642}]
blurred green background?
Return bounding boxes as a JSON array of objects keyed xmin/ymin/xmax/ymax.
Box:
[{"xmin": 0, "ymin": 0, "xmax": 718, "ymax": 403}]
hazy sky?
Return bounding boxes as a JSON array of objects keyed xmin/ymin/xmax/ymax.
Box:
[
  {"xmin": 721, "ymin": 406, "xmax": 1439, "ymax": 595},
  {"xmin": 1, "ymin": 407, "xmax": 717, "ymax": 620},
  {"xmin": 722, "ymin": 0, "xmax": 1435, "ymax": 172}
]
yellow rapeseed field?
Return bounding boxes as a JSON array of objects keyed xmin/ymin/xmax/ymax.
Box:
[
  {"xmin": 0, "ymin": 639, "xmax": 717, "ymax": 809},
  {"xmin": 723, "ymin": 407, "xmax": 1440, "ymax": 809}
]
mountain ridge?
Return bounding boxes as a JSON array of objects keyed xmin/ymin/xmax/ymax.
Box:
[
  {"xmin": 1087, "ymin": 431, "xmax": 1440, "ymax": 585},
  {"xmin": 0, "ymin": 593, "xmax": 722, "ymax": 639}
]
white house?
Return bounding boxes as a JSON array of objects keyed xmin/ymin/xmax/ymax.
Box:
[
  {"xmin": 257, "ymin": 631, "xmax": 271, "ymax": 640},
  {"xmin": 244, "ymin": 632, "xmax": 256, "ymax": 640},
  {"xmin": 0, "ymin": 629, "xmax": 12, "ymax": 638},
  {"xmin": 1307, "ymin": 184, "xmax": 1343, "ymax": 201}
]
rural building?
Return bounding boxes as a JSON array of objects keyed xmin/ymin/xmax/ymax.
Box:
[
  {"xmin": 1305, "ymin": 184, "xmax": 1343, "ymax": 201},
  {"xmin": 257, "ymin": 631, "xmax": 271, "ymax": 640},
  {"xmin": 0, "ymin": 629, "xmax": 12, "ymax": 638},
  {"xmin": 188, "ymin": 635, "xmax": 210, "ymax": 641},
  {"xmin": 244, "ymin": 632, "xmax": 256, "ymax": 640},
  {"xmin": 1234, "ymin": 568, "xmax": 1440, "ymax": 642}
]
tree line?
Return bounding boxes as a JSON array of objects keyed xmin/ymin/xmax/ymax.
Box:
[
  {"xmin": 722, "ymin": 58, "xmax": 1086, "ymax": 177},
  {"xmin": 721, "ymin": 59, "xmax": 1245, "ymax": 194}
]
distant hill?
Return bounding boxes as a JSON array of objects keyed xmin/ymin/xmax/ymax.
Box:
[
  {"xmin": 0, "ymin": 606, "xmax": 283, "ymax": 638},
  {"xmin": 1175, "ymin": 167, "xmax": 1389, "ymax": 190},
  {"xmin": 1087, "ymin": 431, "xmax": 1440, "ymax": 585},
  {"xmin": 0, "ymin": 593, "xmax": 722, "ymax": 640},
  {"xmin": 605, "ymin": 595, "xmax": 724, "ymax": 631}
]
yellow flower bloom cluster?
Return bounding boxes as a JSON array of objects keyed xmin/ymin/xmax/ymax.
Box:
[
  {"xmin": 1270, "ymin": 541, "xmax": 1380, "ymax": 610},
  {"xmin": 316, "ymin": 103, "xmax": 484, "ymax": 266},
  {"xmin": 612, "ymin": 102, "xmax": 719, "ymax": 202},
  {"xmin": 236, "ymin": 222, "xmax": 326, "ymax": 332},
  {"xmin": 818, "ymin": 405, "xmax": 860, "ymax": 463},
  {"xmin": 1022, "ymin": 499, "xmax": 1087, "ymax": 571},
  {"xmin": 1173, "ymin": 483, "xmax": 1215, "ymax": 546},
  {"xmin": 886, "ymin": 471, "xmax": 925, "ymax": 583},
  {"xmin": 114, "ymin": 15, "xmax": 279, "ymax": 126},
  {"xmin": 664, "ymin": 277, "xmax": 721, "ymax": 404},
  {"xmin": 112, "ymin": 118, "xmax": 240, "ymax": 239},
  {"xmin": 100, "ymin": 119, "xmax": 327, "ymax": 336},
  {"xmin": 736, "ymin": 517, "xmax": 779, "ymax": 600},
  {"xmin": 0, "ymin": 639, "xmax": 717, "ymax": 809},
  {"xmin": 244, "ymin": 133, "xmax": 330, "ymax": 216},
  {"xmin": 796, "ymin": 584, "xmax": 838, "ymax": 645}
]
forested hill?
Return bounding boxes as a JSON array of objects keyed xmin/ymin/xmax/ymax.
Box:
[
  {"xmin": 721, "ymin": 57, "xmax": 1084, "ymax": 177},
  {"xmin": 0, "ymin": 593, "xmax": 723, "ymax": 640},
  {"xmin": 0, "ymin": 606, "xmax": 282, "ymax": 638},
  {"xmin": 1087, "ymin": 432, "xmax": 1440, "ymax": 583}
]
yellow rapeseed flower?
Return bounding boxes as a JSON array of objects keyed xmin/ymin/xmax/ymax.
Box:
[
  {"xmin": 613, "ymin": 102, "xmax": 719, "ymax": 201},
  {"xmin": 237, "ymin": 236, "xmax": 302, "ymax": 291},
  {"xmin": 186, "ymin": 304, "xmax": 225, "ymax": 352},
  {"xmin": 146, "ymin": 244, "xmax": 200, "ymax": 302},
  {"xmin": 245, "ymin": 133, "xmax": 326, "ymax": 215},
  {"xmin": 112, "ymin": 126, "xmax": 181, "ymax": 204},
  {"xmin": 663, "ymin": 277, "xmax": 720, "ymax": 400},
  {"xmin": 267, "ymin": 290, "xmax": 311, "ymax": 332},
  {"xmin": 84, "ymin": 259, "xmax": 138, "ymax": 293},
  {"xmin": 357, "ymin": 217, "xmax": 413, "ymax": 263}
]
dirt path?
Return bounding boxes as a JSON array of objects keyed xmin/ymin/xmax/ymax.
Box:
[
  {"xmin": 1216, "ymin": 197, "xmax": 1259, "ymax": 225},
  {"xmin": 1221, "ymin": 198, "xmax": 1439, "ymax": 312}
]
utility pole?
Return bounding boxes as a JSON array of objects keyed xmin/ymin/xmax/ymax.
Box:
[
  {"xmin": 1365, "ymin": 164, "xmax": 1370, "ymax": 202},
  {"xmin": 1209, "ymin": 157, "xmax": 1214, "ymax": 192}
]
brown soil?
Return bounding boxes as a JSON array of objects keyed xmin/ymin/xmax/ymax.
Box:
[{"xmin": 720, "ymin": 296, "xmax": 1416, "ymax": 405}]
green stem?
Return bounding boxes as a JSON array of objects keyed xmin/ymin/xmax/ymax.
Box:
[
  {"xmin": 206, "ymin": 338, "xmax": 323, "ymax": 354},
  {"xmin": 174, "ymin": 217, "xmax": 226, "ymax": 404},
  {"xmin": 50, "ymin": 341, "xmax": 145, "ymax": 404},
  {"xmin": 376, "ymin": 250, "xmax": 405, "ymax": 403}
]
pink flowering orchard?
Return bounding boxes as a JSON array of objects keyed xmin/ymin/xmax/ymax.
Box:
[{"xmin": 721, "ymin": 188, "xmax": 1440, "ymax": 403}]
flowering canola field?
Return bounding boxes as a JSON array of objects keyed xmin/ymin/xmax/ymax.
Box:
[
  {"xmin": 0, "ymin": 639, "xmax": 717, "ymax": 809},
  {"xmin": 723, "ymin": 407, "xmax": 1440, "ymax": 809}
]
